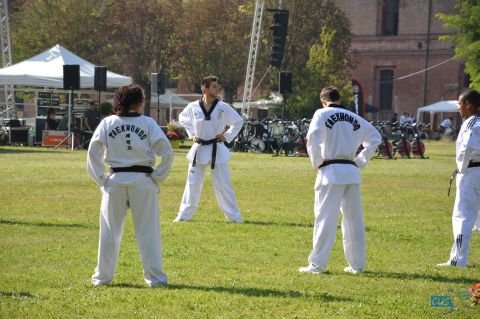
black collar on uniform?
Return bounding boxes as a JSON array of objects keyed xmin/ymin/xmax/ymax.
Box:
[
  {"xmin": 329, "ymin": 104, "xmax": 347, "ymax": 109},
  {"xmin": 121, "ymin": 112, "xmax": 141, "ymax": 117},
  {"xmin": 199, "ymin": 99, "xmax": 219, "ymax": 120}
]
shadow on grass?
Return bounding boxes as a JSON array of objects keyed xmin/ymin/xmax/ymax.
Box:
[
  {"xmin": 362, "ymin": 270, "xmax": 477, "ymax": 285},
  {"xmin": 109, "ymin": 283, "xmax": 146, "ymax": 289},
  {"xmin": 243, "ymin": 220, "xmax": 313, "ymax": 228},
  {"xmin": 0, "ymin": 218, "xmax": 92, "ymax": 229},
  {"xmin": 0, "ymin": 291, "xmax": 38, "ymax": 298},
  {"xmin": 178, "ymin": 219, "xmax": 314, "ymax": 228},
  {"xmin": 108, "ymin": 282, "xmax": 352, "ymax": 302},
  {"xmin": 0, "ymin": 147, "xmax": 64, "ymax": 154},
  {"xmin": 166, "ymin": 283, "xmax": 353, "ymax": 301}
]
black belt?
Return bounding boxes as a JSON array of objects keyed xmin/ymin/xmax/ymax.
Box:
[
  {"xmin": 319, "ymin": 159, "xmax": 357, "ymax": 169},
  {"xmin": 193, "ymin": 138, "xmax": 222, "ymax": 169},
  {"xmin": 468, "ymin": 161, "xmax": 480, "ymax": 168},
  {"xmin": 110, "ymin": 165, "xmax": 153, "ymax": 173}
]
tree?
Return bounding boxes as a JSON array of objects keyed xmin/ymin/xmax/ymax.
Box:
[
  {"xmin": 437, "ymin": 1, "xmax": 480, "ymax": 90},
  {"xmin": 11, "ymin": 0, "xmax": 107, "ymax": 64},
  {"xmin": 262, "ymin": 0, "xmax": 353, "ymax": 118},
  {"xmin": 173, "ymin": 0, "xmax": 252, "ymax": 103},
  {"xmin": 284, "ymin": 26, "xmax": 351, "ymax": 118},
  {"xmin": 11, "ymin": 0, "xmax": 180, "ymax": 90},
  {"xmin": 101, "ymin": 0, "xmax": 181, "ymax": 89}
]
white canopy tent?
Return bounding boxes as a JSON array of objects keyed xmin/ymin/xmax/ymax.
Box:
[
  {"xmin": 150, "ymin": 90, "xmax": 195, "ymax": 106},
  {"xmin": 416, "ymin": 100, "xmax": 458, "ymax": 125},
  {"xmin": 0, "ymin": 44, "xmax": 132, "ymax": 88},
  {"xmin": 150, "ymin": 90, "xmax": 201, "ymax": 124},
  {"xmin": 232, "ymin": 92, "xmax": 283, "ymax": 119},
  {"xmin": 0, "ymin": 44, "xmax": 132, "ymax": 149}
]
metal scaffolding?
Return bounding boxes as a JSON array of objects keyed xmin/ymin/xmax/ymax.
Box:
[
  {"xmin": 241, "ymin": 0, "xmax": 264, "ymax": 117},
  {"xmin": 0, "ymin": 0, "xmax": 14, "ymax": 119}
]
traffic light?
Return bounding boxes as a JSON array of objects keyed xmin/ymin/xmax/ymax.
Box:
[{"xmin": 269, "ymin": 10, "xmax": 289, "ymax": 68}]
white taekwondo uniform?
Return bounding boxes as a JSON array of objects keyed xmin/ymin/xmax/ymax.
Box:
[
  {"xmin": 474, "ymin": 211, "xmax": 480, "ymax": 232},
  {"xmin": 175, "ymin": 99, "xmax": 243, "ymax": 222},
  {"xmin": 305, "ymin": 104, "xmax": 381, "ymax": 271},
  {"xmin": 87, "ymin": 112, "xmax": 173, "ymax": 286},
  {"xmin": 445, "ymin": 115, "xmax": 480, "ymax": 267}
]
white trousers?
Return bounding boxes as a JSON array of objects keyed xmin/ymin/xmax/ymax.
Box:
[
  {"xmin": 474, "ymin": 209, "xmax": 480, "ymax": 230},
  {"xmin": 447, "ymin": 174, "xmax": 480, "ymax": 267},
  {"xmin": 92, "ymin": 175, "xmax": 167, "ymax": 287},
  {"xmin": 308, "ymin": 182, "xmax": 366, "ymax": 270},
  {"xmin": 177, "ymin": 162, "xmax": 242, "ymax": 221}
]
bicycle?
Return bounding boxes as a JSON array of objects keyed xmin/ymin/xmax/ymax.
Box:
[
  {"xmin": 391, "ymin": 123, "xmax": 411, "ymax": 158},
  {"xmin": 373, "ymin": 121, "xmax": 394, "ymax": 159},
  {"xmin": 290, "ymin": 118, "xmax": 310, "ymax": 156},
  {"xmin": 410, "ymin": 123, "xmax": 429, "ymax": 159},
  {"xmin": 232, "ymin": 118, "xmax": 266, "ymax": 153}
]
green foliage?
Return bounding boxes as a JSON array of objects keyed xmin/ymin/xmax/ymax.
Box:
[
  {"xmin": 11, "ymin": 0, "xmax": 181, "ymax": 90},
  {"xmin": 100, "ymin": 102, "xmax": 112, "ymax": 116},
  {"xmin": 174, "ymin": 0, "xmax": 252, "ymax": 102},
  {"xmin": 437, "ymin": 1, "xmax": 480, "ymax": 90},
  {"xmin": 11, "ymin": 0, "xmax": 107, "ymax": 64},
  {"xmin": 284, "ymin": 26, "xmax": 352, "ymax": 119},
  {"xmin": 10, "ymin": 0, "xmax": 353, "ymax": 112},
  {"xmin": 1, "ymin": 142, "xmax": 479, "ymax": 318}
]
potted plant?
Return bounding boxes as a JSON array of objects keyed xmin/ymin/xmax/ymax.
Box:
[{"xmin": 166, "ymin": 121, "xmax": 185, "ymax": 148}]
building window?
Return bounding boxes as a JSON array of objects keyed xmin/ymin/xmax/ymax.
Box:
[
  {"xmin": 379, "ymin": 69, "xmax": 394, "ymax": 110},
  {"xmin": 381, "ymin": 0, "xmax": 399, "ymax": 36}
]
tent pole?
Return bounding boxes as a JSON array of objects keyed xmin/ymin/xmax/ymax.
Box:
[
  {"xmin": 71, "ymin": 88, "xmax": 75, "ymax": 151},
  {"xmin": 97, "ymin": 90, "xmax": 100, "ymax": 114},
  {"xmin": 169, "ymin": 95, "xmax": 173, "ymax": 123},
  {"xmin": 67, "ymin": 91, "xmax": 71, "ymax": 148}
]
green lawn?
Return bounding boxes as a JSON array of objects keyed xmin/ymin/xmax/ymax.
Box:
[{"xmin": 0, "ymin": 142, "xmax": 479, "ymax": 318}]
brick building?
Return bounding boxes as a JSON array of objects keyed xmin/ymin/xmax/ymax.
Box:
[{"xmin": 335, "ymin": 0, "xmax": 463, "ymax": 123}]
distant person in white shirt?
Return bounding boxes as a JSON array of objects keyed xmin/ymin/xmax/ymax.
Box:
[
  {"xmin": 440, "ymin": 117, "xmax": 453, "ymax": 133},
  {"xmin": 407, "ymin": 113, "xmax": 416, "ymax": 124},
  {"xmin": 399, "ymin": 112, "xmax": 408, "ymax": 125}
]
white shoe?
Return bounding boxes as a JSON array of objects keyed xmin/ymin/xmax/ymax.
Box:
[
  {"xmin": 344, "ymin": 266, "xmax": 363, "ymax": 274},
  {"xmin": 436, "ymin": 261, "xmax": 466, "ymax": 268},
  {"xmin": 473, "ymin": 227, "xmax": 480, "ymax": 232},
  {"xmin": 298, "ymin": 264, "xmax": 324, "ymax": 274},
  {"xmin": 437, "ymin": 262, "xmax": 452, "ymax": 267},
  {"xmin": 172, "ymin": 216, "xmax": 189, "ymax": 223},
  {"xmin": 228, "ymin": 218, "xmax": 244, "ymax": 224}
]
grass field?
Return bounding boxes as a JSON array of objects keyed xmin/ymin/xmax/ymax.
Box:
[{"xmin": 1, "ymin": 141, "xmax": 479, "ymax": 318}]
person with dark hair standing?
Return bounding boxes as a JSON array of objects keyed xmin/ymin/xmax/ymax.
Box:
[
  {"xmin": 84, "ymin": 101, "xmax": 101, "ymax": 132},
  {"xmin": 438, "ymin": 88, "xmax": 480, "ymax": 268},
  {"xmin": 173, "ymin": 75, "xmax": 243, "ymax": 223},
  {"xmin": 299, "ymin": 86, "xmax": 381, "ymax": 275},
  {"xmin": 390, "ymin": 113, "xmax": 398, "ymax": 124},
  {"xmin": 87, "ymin": 84, "xmax": 174, "ymax": 287},
  {"xmin": 45, "ymin": 108, "xmax": 58, "ymax": 130}
]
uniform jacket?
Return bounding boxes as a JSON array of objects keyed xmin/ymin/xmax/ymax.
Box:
[
  {"xmin": 179, "ymin": 99, "xmax": 243, "ymax": 165},
  {"xmin": 306, "ymin": 104, "xmax": 381, "ymax": 185},
  {"xmin": 87, "ymin": 113, "xmax": 174, "ymax": 186},
  {"xmin": 456, "ymin": 115, "xmax": 480, "ymax": 190}
]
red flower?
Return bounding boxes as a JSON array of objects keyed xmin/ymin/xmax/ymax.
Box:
[{"xmin": 166, "ymin": 130, "xmax": 184, "ymax": 140}]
